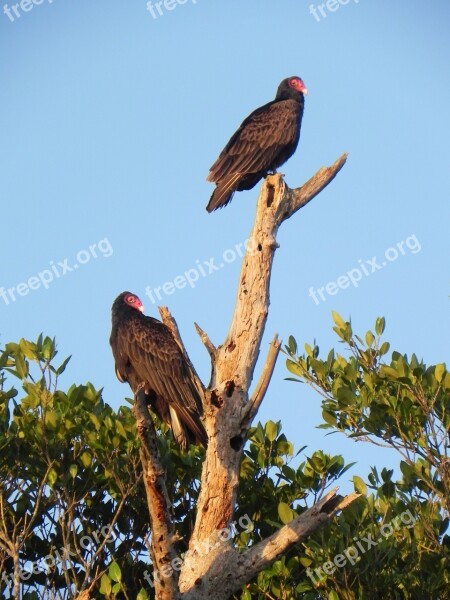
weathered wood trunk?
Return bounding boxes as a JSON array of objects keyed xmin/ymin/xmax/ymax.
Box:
[{"xmin": 134, "ymin": 154, "xmax": 357, "ymax": 600}]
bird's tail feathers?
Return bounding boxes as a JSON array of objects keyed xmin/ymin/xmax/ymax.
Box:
[
  {"xmin": 169, "ymin": 405, "xmax": 207, "ymax": 449},
  {"xmin": 168, "ymin": 406, "xmax": 189, "ymax": 451},
  {"xmin": 206, "ymin": 173, "xmax": 241, "ymax": 212}
]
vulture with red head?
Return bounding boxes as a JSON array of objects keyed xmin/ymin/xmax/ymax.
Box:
[
  {"xmin": 206, "ymin": 76, "xmax": 307, "ymax": 212},
  {"xmin": 110, "ymin": 291, "xmax": 207, "ymax": 449}
]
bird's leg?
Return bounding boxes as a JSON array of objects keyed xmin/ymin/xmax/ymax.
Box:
[
  {"xmin": 265, "ymin": 168, "xmax": 284, "ymax": 177},
  {"xmin": 135, "ymin": 382, "xmax": 154, "ymax": 407},
  {"xmin": 135, "ymin": 382, "xmax": 146, "ymax": 394}
]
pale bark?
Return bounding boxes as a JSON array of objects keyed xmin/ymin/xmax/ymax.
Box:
[
  {"xmin": 134, "ymin": 389, "xmax": 180, "ymax": 600},
  {"xmin": 181, "ymin": 489, "xmax": 359, "ymax": 600},
  {"xmin": 139, "ymin": 154, "xmax": 354, "ymax": 599}
]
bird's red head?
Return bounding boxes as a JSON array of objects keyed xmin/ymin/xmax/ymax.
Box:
[
  {"xmin": 288, "ymin": 76, "xmax": 308, "ymax": 96},
  {"xmin": 124, "ymin": 292, "xmax": 144, "ymax": 313}
]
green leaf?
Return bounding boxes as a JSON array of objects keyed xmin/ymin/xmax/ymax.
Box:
[
  {"xmin": 287, "ymin": 335, "xmax": 297, "ymax": 355},
  {"xmin": 265, "ymin": 420, "xmax": 278, "ymax": 442},
  {"xmin": 89, "ymin": 414, "xmax": 101, "ymax": 431},
  {"xmin": 56, "ymin": 356, "xmax": 71, "ymax": 376},
  {"xmin": 380, "ymin": 366, "xmax": 399, "ymax": 379},
  {"xmin": 136, "ymin": 589, "xmax": 149, "ymax": 600},
  {"xmin": 322, "ymin": 410, "xmax": 337, "ymax": 427},
  {"xmin": 115, "ymin": 419, "xmax": 128, "ymax": 439},
  {"xmin": 42, "ymin": 337, "xmax": 56, "ymax": 360},
  {"xmin": 299, "ymin": 556, "xmax": 313, "ymax": 568},
  {"xmin": 286, "ymin": 359, "xmax": 302, "ymax": 377},
  {"xmin": 47, "ymin": 468, "xmax": 58, "ymax": 488},
  {"xmin": 69, "ymin": 464, "xmax": 78, "ymax": 479},
  {"xmin": 375, "ymin": 316, "xmax": 386, "ymax": 336},
  {"xmin": 19, "ymin": 339, "xmax": 36, "ymax": 360},
  {"xmin": 435, "ymin": 363, "xmax": 445, "ymax": 383},
  {"xmin": 109, "ymin": 561, "xmax": 122, "ymax": 582},
  {"xmin": 353, "ymin": 475, "xmax": 367, "ymax": 495},
  {"xmin": 328, "ymin": 591, "xmax": 339, "ymax": 600},
  {"xmin": 339, "ymin": 462, "xmax": 357, "ymax": 476},
  {"xmin": 365, "ymin": 331, "xmax": 375, "ymax": 347},
  {"xmin": 400, "ymin": 460, "xmax": 414, "ymax": 478},
  {"xmin": 381, "ymin": 481, "xmax": 395, "ymax": 498},
  {"xmin": 278, "ymin": 502, "xmax": 295, "ymax": 524},
  {"xmin": 379, "ymin": 341, "xmax": 390, "ymax": 356},
  {"xmin": 80, "ymin": 451, "xmax": 92, "ymax": 468},
  {"xmin": 332, "ymin": 311, "xmax": 346, "ymax": 328},
  {"xmin": 99, "ymin": 574, "xmax": 112, "ymax": 595},
  {"xmin": 14, "ymin": 353, "xmax": 29, "ymax": 379},
  {"xmin": 45, "ymin": 412, "xmax": 57, "ymax": 429},
  {"xmin": 5, "ymin": 342, "xmax": 20, "ymax": 354}
]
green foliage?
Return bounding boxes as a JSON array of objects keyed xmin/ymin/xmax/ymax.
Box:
[
  {"xmin": 2, "ymin": 320, "xmax": 449, "ymax": 600},
  {"xmin": 0, "ymin": 336, "xmax": 203, "ymax": 599},
  {"xmin": 282, "ymin": 315, "xmax": 450, "ymax": 599},
  {"xmin": 234, "ymin": 420, "xmax": 354, "ymax": 599}
]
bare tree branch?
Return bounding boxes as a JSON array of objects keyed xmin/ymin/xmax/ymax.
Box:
[
  {"xmin": 278, "ymin": 152, "xmax": 348, "ymax": 222},
  {"xmin": 241, "ymin": 334, "xmax": 281, "ymax": 429},
  {"xmin": 234, "ymin": 488, "xmax": 359, "ymax": 583},
  {"xmin": 133, "ymin": 388, "xmax": 180, "ymax": 600},
  {"xmin": 181, "ymin": 489, "xmax": 360, "ymax": 600},
  {"xmin": 159, "ymin": 307, "xmax": 206, "ymax": 402},
  {"xmin": 22, "ymin": 462, "xmax": 55, "ymax": 540},
  {"xmin": 178, "ymin": 154, "xmax": 349, "ymax": 597},
  {"xmin": 194, "ymin": 322, "xmax": 217, "ymax": 389},
  {"xmin": 194, "ymin": 323, "xmax": 217, "ymax": 362}
]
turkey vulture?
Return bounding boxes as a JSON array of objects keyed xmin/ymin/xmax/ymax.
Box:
[
  {"xmin": 110, "ymin": 291, "xmax": 207, "ymax": 449},
  {"xmin": 206, "ymin": 76, "xmax": 307, "ymax": 212}
]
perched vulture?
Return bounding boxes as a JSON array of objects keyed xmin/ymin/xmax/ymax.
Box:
[
  {"xmin": 110, "ymin": 291, "xmax": 207, "ymax": 449},
  {"xmin": 206, "ymin": 76, "xmax": 307, "ymax": 212}
]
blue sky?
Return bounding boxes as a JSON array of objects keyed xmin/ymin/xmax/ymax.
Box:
[{"xmin": 1, "ymin": 0, "xmax": 449, "ymax": 493}]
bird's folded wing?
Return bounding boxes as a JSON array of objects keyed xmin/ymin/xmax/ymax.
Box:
[
  {"xmin": 122, "ymin": 318, "xmax": 206, "ymax": 440},
  {"xmin": 208, "ymin": 100, "xmax": 299, "ymax": 181}
]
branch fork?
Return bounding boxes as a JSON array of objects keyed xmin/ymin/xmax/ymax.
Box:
[{"xmin": 138, "ymin": 153, "xmax": 352, "ymax": 600}]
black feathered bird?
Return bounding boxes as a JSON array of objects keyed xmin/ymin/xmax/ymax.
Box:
[
  {"xmin": 206, "ymin": 76, "xmax": 307, "ymax": 212},
  {"xmin": 110, "ymin": 291, "xmax": 207, "ymax": 449}
]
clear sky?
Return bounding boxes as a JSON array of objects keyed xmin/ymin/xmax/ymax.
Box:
[{"xmin": 1, "ymin": 1, "xmax": 449, "ymax": 493}]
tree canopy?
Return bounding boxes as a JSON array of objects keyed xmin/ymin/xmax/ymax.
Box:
[{"xmin": 1, "ymin": 313, "xmax": 448, "ymax": 599}]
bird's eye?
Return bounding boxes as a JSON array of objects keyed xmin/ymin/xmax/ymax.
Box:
[{"xmin": 127, "ymin": 296, "xmax": 135, "ymax": 303}]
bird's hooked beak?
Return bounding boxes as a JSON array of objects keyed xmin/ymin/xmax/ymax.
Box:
[
  {"xmin": 298, "ymin": 81, "xmax": 308, "ymax": 96},
  {"xmin": 294, "ymin": 78, "xmax": 308, "ymax": 96},
  {"xmin": 138, "ymin": 304, "xmax": 145, "ymax": 313}
]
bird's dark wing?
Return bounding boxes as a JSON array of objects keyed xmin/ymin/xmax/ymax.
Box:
[
  {"xmin": 110, "ymin": 328, "xmax": 130, "ymax": 384},
  {"xmin": 115, "ymin": 316, "xmax": 206, "ymax": 445},
  {"xmin": 207, "ymin": 99, "xmax": 301, "ymax": 183}
]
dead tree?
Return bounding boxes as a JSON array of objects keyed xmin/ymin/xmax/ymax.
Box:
[{"xmin": 133, "ymin": 153, "xmax": 358, "ymax": 600}]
